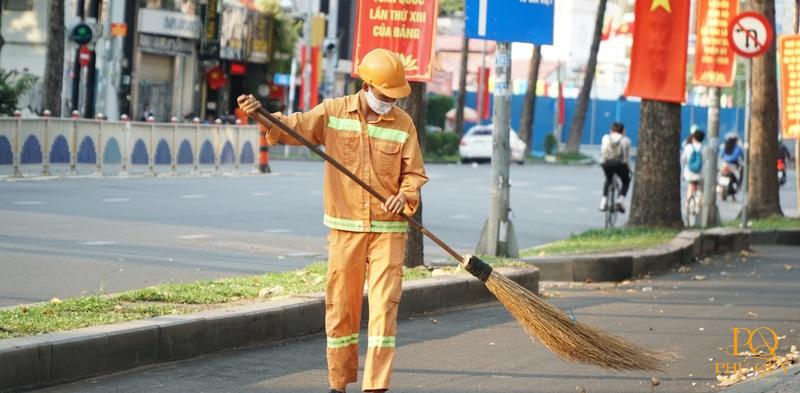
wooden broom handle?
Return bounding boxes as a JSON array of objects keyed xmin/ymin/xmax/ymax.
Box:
[{"xmin": 254, "ymin": 107, "xmax": 464, "ymax": 262}]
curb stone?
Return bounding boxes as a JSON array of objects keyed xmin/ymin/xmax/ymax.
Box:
[
  {"xmin": 0, "ymin": 268, "xmax": 538, "ymax": 392},
  {"xmin": 522, "ymin": 228, "xmax": 799, "ymax": 282}
]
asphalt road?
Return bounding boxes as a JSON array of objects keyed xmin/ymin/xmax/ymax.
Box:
[
  {"xmin": 33, "ymin": 245, "xmax": 800, "ymax": 393},
  {"xmin": 0, "ymin": 160, "xmax": 796, "ymax": 307}
]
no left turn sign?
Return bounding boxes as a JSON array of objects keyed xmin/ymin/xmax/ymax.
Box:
[{"xmin": 727, "ymin": 12, "xmax": 774, "ymax": 58}]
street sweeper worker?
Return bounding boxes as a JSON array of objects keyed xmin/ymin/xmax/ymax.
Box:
[{"xmin": 237, "ymin": 48, "xmax": 428, "ymax": 393}]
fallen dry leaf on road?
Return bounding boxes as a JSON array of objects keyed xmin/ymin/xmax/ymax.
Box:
[
  {"xmin": 575, "ymin": 385, "xmax": 587, "ymax": 393},
  {"xmin": 747, "ymin": 311, "xmax": 758, "ymax": 318},
  {"xmin": 678, "ymin": 266, "xmax": 691, "ymax": 273},
  {"xmin": 693, "ymin": 275, "xmax": 707, "ymax": 281},
  {"xmin": 785, "ymin": 264, "xmax": 794, "ymax": 271}
]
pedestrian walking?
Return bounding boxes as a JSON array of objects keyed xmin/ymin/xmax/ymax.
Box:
[{"xmin": 238, "ymin": 48, "xmax": 428, "ymax": 393}]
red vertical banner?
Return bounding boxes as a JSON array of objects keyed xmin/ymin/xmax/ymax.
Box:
[
  {"xmin": 352, "ymin": 0, "xmax": 439, "ymax": 82},
  {"xmin": 479, "ymin": 67, "xmax": 491, "ymax": 120},
  {"xmin": 779, "ymin": 35, "xmax": 800, "ymax": 139},
  {"xmin": 692, "ymin": 0, "xmax": 738, "ymax": 87},
  {"xmin": 310, "ymin": 46, "xmax": 320, "ymax": 108},
  {"xmin": 624, "ymin": 0, "xmax": 691, "ymax": 103}
]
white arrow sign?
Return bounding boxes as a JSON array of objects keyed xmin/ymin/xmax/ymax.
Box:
[{"xmin": 478, "ymin": 0, "xmax": 487, "ymax": 36}]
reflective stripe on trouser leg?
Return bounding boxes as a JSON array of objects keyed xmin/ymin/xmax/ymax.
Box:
[
  {"xmin": 325, "ymin": 229, "xmax": 367, "ymax": 389},
  {"xmin": 363, "ymin": 231, "xmax": 407, "ymax": 391}
]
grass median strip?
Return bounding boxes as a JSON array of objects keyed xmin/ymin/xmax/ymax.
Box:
[
  {"xmin": 0, "ymin": 260, "xmax": 523, "ymax": 340},
  {"xmin": 725, "ymin": 215, "xmax": 800, "ymax": 230},
  {"xmin": 521, "ymin": 227, "xmax": 680, "ymax": 257}
]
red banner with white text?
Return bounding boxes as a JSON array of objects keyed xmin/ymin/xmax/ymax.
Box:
[{"xmin": 352, "ymin": 0, "xmax": 439, "ymax": 82}]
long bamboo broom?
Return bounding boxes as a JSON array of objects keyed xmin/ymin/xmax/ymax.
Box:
[{"xmin": 249, "ymin": 106, "xmax": 676, "ymax": 371}]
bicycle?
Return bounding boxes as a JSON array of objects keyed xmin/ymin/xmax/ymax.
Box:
[
  {"xmin": 604, "ymin": 175, "xmax": 622, "ymax": 229},
  {"xmin": 684, "ymin": 184, "xmax": 703, "ymax": 227}
]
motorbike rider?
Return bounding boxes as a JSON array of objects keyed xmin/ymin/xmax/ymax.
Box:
[
  {"xmin": 718, "ymin": 133, "xmax": 743, "ymax": 199},
  {"xmin": 778, "ymin": 135, "xmax": 792, "ymax": 186}
]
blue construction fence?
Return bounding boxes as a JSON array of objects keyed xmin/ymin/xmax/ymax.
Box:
[{"xmin": 460, "ymin": 92, "xmax": 746, "ymax": 156}]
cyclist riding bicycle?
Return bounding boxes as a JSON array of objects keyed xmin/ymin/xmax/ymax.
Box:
[
  {"xmin": 681, "ymin": 128, "xmax": 706, "ymax": 202},
  {"xmin": 599, "ymin": 122, "xmax": 632, "ymax": 213}
]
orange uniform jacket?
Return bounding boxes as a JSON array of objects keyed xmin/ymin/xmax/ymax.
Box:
[{"xmin": 262, "ymin": 91, "xmax": 428, "ymax": 232}]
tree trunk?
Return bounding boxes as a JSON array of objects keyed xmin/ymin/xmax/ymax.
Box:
[
  {"xmin": 453, "ymin": 34, "xmax": 469, "ymax": 135},
  {"xmin": 564, "ymin": 0, "xmax": 608, "ymax": 153},
  {"xmin": 397, "ymin": 82, "xmax": 427, "ymax": 267},
  {"xmin": 519, "ymin": 45, "xmax": 541, "ymax": 157},
  {"xmin": 746, "ymin": 0, "xmax": 783, "ymax": 218},
  {"xmin": 628, "ymin": 100, "xmax": 683, "ymax": 228},
  {"xmin": 43, "ymin": 0, "xmax": 65, "ymax": 116}
]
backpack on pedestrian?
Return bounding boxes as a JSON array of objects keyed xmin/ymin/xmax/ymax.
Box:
[
  {"xmin": 688, "ymin": 145, "xmax": 703, "ymax": 173},
  {"xmin": 602, "ymin": 138, "xmax": 625, "ymax": 165}
]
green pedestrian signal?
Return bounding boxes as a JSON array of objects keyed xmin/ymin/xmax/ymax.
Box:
[{"xmin": 70, "ymin": 23, "xmax": 93, "ymax": 45}]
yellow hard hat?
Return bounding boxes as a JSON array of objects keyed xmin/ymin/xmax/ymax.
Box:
[{"xmin": 356, "ymin": 48, "xmax": 411, "ymax": 99}]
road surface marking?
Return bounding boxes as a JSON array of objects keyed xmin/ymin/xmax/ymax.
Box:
[
  {"xmin": 101, "ymin": 198, "xmax": 131, "ymax": 203},
  {"xmin": 250, "ymin": 192, "xmax": 272, "ymax": 196},
  {"xmin": 11, "ymin": 201, "xmax": 45, "ymax": 205},
  {"xmin": 451, "ymin": 214, "xmax": 471, "ymax": 219},
  {"xmin": 79, "ymin": 241, "xmax": 117, "ymax": 246},
  {"xmin": 287, "ymin": 251, "xmax": 321, "ymax": 257},
  {"xmin": 179, "ymin": 234, "xmax": 211, "ymax": 240},
  {"xmin": 265, "ymin": 229, "xmax": 293, "ymax": 233},
  {"xmin": 180, "ymin": 194, "xmax": 207, "ymax": 199},
  {"xmin": 545, "ymin": 185, "xmax": 578, "ymax": 192}
]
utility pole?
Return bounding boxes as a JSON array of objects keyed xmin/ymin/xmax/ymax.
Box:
[
  {"xmin": 741, "ymin": 59, "xmax": 752, "ymax": 228},
  {"xmin": 302, "ymin": 0, "xmax": 314, "ymax": 111},
  {"xmin": 322, "ymin": 0, "xmax": 338, "ymax": 100},
  {"xmin": 97, "ymin": 0, "xmax": 125, "ymax": 120},
  {"xmin": 454, "ymin": 33, "xmax": 468, "ymax": 134},
  {"xmin": 701, "ymin": 87, "xmax": 721, "ymax": 227},
  {"xmin": 477, "ymin": 42, "xmax": 518, "ymax": 257}
]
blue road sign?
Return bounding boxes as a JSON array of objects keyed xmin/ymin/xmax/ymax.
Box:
[
  {"xmin": 465, "ymin": 0, "xmax": 554, "ymax": 45},
  {"xmin": 274, "ymin": 73, "xmax": 291, "ymax": 87}
]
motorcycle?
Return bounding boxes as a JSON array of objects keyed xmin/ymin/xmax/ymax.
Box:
[
  {"xmin": 778, "ymin": 159, "xmax": 787, "ymax": 186},
  {"xmin": 717, "ymin": 162, "xmax": 740, "ymax": 201}
]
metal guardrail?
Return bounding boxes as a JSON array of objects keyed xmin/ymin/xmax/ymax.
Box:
[{"xmin": 0, "ymin": 118, "xmax": 261, "ymax": 177}]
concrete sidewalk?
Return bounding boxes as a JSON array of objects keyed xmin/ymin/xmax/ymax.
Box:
[{"xmin": 30, "ymin": 244, "xmax": 800, "ymax": 393}]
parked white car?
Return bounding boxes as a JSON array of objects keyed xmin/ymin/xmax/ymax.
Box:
[{"xmin": 458, "ymin": 124, "xmax": 527, "ymax": 164}]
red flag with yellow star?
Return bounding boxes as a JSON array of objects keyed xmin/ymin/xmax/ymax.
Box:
[{"xmin": 624, "ymin": 0, "xmax": 690, "ymax": 103}]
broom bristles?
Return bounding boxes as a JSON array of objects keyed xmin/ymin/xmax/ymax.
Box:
[{"xmin": 485, "ymin": 270, "xmax": 677, "ymax": 371}]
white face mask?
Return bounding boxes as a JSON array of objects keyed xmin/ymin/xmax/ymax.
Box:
[{"xmin": 365, "ymin": 89, "xmax": 394, "ymax": 115}]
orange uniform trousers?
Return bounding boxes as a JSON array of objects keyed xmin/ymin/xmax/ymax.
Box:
[{"xmin": 325, "ymin": 229, "xmax": 406, "ymax": 391}]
